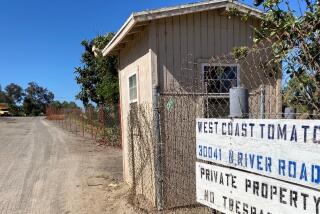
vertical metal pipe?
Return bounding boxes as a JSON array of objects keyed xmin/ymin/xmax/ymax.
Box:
[
  {"xmin": 260, "ymin": 86, "xmax": 265, "ymax": 119},
  {"xmin": 118, "ymin": 103, "xmax": 123, "ymax": 149},
  {"xmin": 69, "ymin": 112, "xmax": 71, "ymax": 130},
  {"xmin": 91, "ymin": 109, "xmax": 93, "ymax": 138},
  {"xmin": 82, "ymin": 111, "xmax": 85, "ymax": 137},
  {"xmin": 153, "ymin": 85, "xmax": 163, "ymax": 211},
  {"xmin": 75, "ymin": 110, "xmax": 77, "ymax": 135},
  {"xmin": 130, "ymin": 110, "xmax": 136, "ymax": 196}
]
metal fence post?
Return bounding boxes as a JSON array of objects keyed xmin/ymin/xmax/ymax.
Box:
[
  {"xmin": 75, "ymin": 110, "xmax": 78, "ymax": 135},
  {"xmin": 128, "ymin": 107, "xmax": 136, "ymax": 197},
  {"xmin": 82, "ymin": 111, "xmax": 85, "ymax": 137},
  {"xmin": 153, "ymin": 85, "xmax": 163, "ymax": 211},
  {"xmin": 69, "ymin": 111, "xmax": 71, "ymax": 131},
  {"xmin": 118, "ymin": 103, "xmax": 123, "ymax": 149},
  {"xmin": 223, "ymin": 87, "xmax": 249, "ymax": 214},
  {"xmin": 260, "ymin": 85, "xmax": 265, "ymax": 119}
]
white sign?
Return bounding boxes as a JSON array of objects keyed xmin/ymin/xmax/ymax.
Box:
[
  {"xmin": 196, "ymin": 119, "xmax": 320, "ymax": 189},
  {"xmin": 196, "ymin": 162, "xmax": 320, "ymax": 214}
]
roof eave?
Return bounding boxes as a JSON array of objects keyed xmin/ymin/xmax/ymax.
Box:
[
  {"xmin": 103, "ymin": 0, "xmax": 263, "ymax": 56},
  {"xmin": 229, "ymin": 1, "xmax": 263, "ymax": 18},
  {"xmin": 102, "ymin": 14, "xmax": 136, "ymax": 56}
]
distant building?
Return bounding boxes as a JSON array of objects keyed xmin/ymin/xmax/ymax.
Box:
[{"xmin": 0, "ymin": 103, "xmax": 10, "ymax": 116}]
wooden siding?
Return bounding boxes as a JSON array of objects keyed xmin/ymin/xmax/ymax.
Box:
[
  {"xmin": 118, "ymin": 26, "xmax": 156, "ymax": 206},
  {"xmin": 118, "ymin": 9, "xmax": 281, "ymax": 210},
  {"xmin": 148, "ymin": 11, "xmax": 281, "ymax": 209},
  {"xmin": 151, "ymin": 11, "xmax": 257, "ymax": 92}
]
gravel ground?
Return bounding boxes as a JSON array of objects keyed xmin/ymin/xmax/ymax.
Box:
[{"xmin": 0, "ymin": 117, "xmax": 123, "ymax": 214}]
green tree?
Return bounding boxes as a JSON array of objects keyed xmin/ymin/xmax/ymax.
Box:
[
  {"xmin": 5, "ymin": 83, "xmax": 24, "ymax": 105},
  {"xmin": 65, "ymin": 101, "xmax": 79, "ymax": 109},
  {"xmin": 61, "ymin": 101, "xmax": 79, "ymax": 109},
  {"xmin": 283, "ymin": 73, "xmax": 317, "ymax": 112},
  {"xmin": 50, "ymin": 100, "xmax": 62, "ymax": 109},
  {"xmin": 0, "ymin": 83, "xmax": 25, "ymax": 116},
  {"xmin": 253, "ymin": 0, "xmax": 319, "ymax": 114},
  {"xmin": 0, "ymin": 85, "xmax": 8, "ymax": 103},
  {"xmin": 229, "ymin": 0, "xmax": 319, "ymax": 115},
  {"xmin": 48, "ymin": 100, "xmax": 80, "ymax": 110},
  {"xmin": 23, "ymin": 82, "xmax": 55, "ymax": 116},
  {"xmin": 75, "ymin": 33, "xmax": 118, "ymax": 108}
]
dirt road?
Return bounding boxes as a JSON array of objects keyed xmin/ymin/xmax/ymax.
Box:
[{"xmin": 0, "ymin": 117, "xmax": 124, "ymax": 214}]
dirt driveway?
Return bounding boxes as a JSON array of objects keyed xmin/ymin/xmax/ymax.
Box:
[{"xmin": 0, "ymin": 117, "xmax": 133, "ymax": 214}]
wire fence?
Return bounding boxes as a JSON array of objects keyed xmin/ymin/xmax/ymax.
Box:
[
  {"xmin": 127, "ymin": 38, "xmax": 320, "ymax": 213},
  {"xmin": 46, "ymin": 104, "xmax": 121, "ymax": 147},
  {"xmin": 48, "ymin": 6, "xmax": 319, "ymax": 211}
]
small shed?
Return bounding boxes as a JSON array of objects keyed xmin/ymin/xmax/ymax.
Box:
[{"xmin": 103, "ymin": 0, "xmax": 282, "ymax": 209}]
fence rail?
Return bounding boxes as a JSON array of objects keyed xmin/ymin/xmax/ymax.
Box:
[{"xmin": 46, "ymin": 104, "xmax": 121, "ymax": 147}]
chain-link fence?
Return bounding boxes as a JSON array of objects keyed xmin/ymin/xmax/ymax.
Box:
[
  {"xmin": 127, "ymin": 35, "xmax": 320, "ymax": 213},
  {"xmin": 46, "ymin": 104, "xmax": 121, "ymax": 147}
]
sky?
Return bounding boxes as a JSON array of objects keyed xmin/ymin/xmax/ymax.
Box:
[{"xmin": 0, "ymin": 0, "xmax": 301, "ymax": 105}]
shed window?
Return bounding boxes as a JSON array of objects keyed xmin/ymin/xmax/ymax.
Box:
[
  {"xmin": 203, "ymin": 65, "xmax": 238, "ymax": 93},
  {"xmin": 129, "ymin": 74, "xmax": 137, "ymax": 102},
  {"xmin": 202, "ymin": 64, "xmax": 239, "ymax": 118}
]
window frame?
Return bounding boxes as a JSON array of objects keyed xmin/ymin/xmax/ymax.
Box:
[
  {"xmin": 128, "ymin": 73, "xmax": 138, "ymax": 103},
  {"xmin": 201, "ymin": 63, "xmax": 240, "ymax": 118},
  {"xmin": 201, "ymin": 63, "xmax": 240, "ymax": 94}
]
